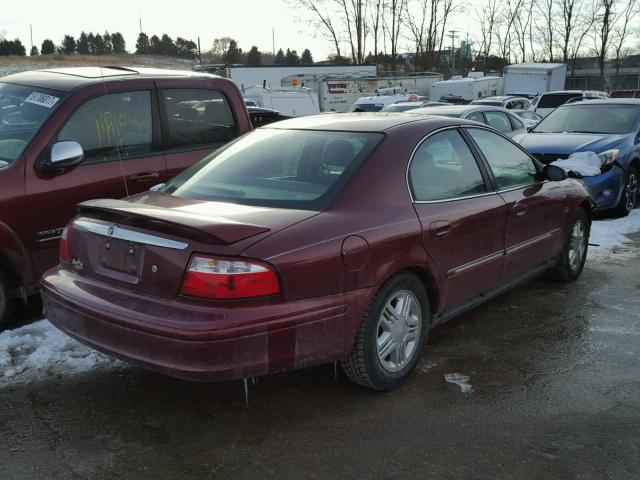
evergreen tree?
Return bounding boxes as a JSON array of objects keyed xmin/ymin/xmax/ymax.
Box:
[
  {"xmin": 149, "ymin": 35, "xmax": 161, "ymax": 54},
  {"xmin": 285, "ymin": 48, "xmax": 299, "ymax": 65},
  {"xmin": 247, "ymin": 46, "xmax": 261, "ymax": 66},
  {"xmin": 224, "ymin": 39, "xmax": 241, "ymax": 64},
  {"xmin": 87, "ymin": 33, "xmax": 96, "ymax": 54},
  {"xmin": 93, "ymin": 33, "xmax": 106, "ymax": 55},
  {"xmin": 102, "ymin": 31, "xmax": 113, "ymax": 54},
  {"xmin": 111, "ymin": 32, "xmax": 126, "ymax": 53},
  {"xmin": 41, "ymin": 39, "xmax": 55, "ymax": 55},
  {"xmin": 77, "ymin": 32, "xmax": 90, "ymax": 54},
  {"xmin": 301, "ymin": 48, "xmax": 313, "ymax": 65},
  {"xmin": 275, "ymin": 48, "xmax": 285, "ymax": 65},
  {"xmin": 61, "ymin": 35, "xmax": 76, "ymax": 54},
  {"xmin": 0, "ymin": 39, "xmax": 27, "ymax": 56},
  {"xmin": 30, "ymin": 45, "xmax": 39, "ymax": 56},
  {"xmin": 135, "ymin": 32, "xmax": 150, "ymax": 54},
  {"xmin": 159, "ymin": 34, "xmax": 175, "ymax": 56},
  {"xmin": 175, "ymin": 37, "xmax": 197, "ymax": 59}
]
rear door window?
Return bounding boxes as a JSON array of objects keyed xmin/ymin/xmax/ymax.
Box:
[
  {"xmin": 58, "ymin": 90, "xmax": 153, "ymax": 163},
  {"xmin": 484, "ymin": 111, "xmax": 512, "ymax": 133},
  {"xmin": 408, "ymin": 129, "xmax": 487, "ymax": 201},
  {"xmin": 467, "ymin": 112, "xmax": 485, "ymax": 123},
  {"xmin": 161, "ymin": 89, "xmax": 237, "ymax": 150},
  {"xmin": 509, "ymin": 114, "xmax": 525, "ymax": 131}
]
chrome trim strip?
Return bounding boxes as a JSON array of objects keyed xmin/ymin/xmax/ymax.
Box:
[
  {"xmin": 414, "ymin": 191, "xmax": 496, "ymax": 204},
  {"xmin": 73, "ymin": 219, "xmax": 189, "ymax": 250},
  {"xmin": 506, "ymin": 229, "xmax": 559, "ymax": 255},
  {"xmin": 37, "ymin": 235, "xmax": 62, "ymax": 243},
  {"xmin": 447, "ymin": 250, "xmax": 505, "ymax": 277}
]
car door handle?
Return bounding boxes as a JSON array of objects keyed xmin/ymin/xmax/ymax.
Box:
[
  {"xmin": 129, "ymin": 171, "xmax": 161, "ymax": 181},
  {"xmin": 513, "ymin": 204, "xmax": 527, "ymax": 216},
  {"xmin": 429, "ymin": 220, "xmax": 452, "ymax": 237}
]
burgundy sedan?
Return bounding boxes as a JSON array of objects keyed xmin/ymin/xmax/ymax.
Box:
[{"xmin": 41, "ymin": 113, "xmax": 595, "ymax": 390}]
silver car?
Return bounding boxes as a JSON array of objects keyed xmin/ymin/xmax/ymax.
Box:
[{"xmin": 409, "ymin": 105, "xmax": 528, "ymax": 138}]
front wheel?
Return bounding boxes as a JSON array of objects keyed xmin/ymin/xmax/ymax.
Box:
[
  {"xmin": 611, "ymin": 166, "xmax": 638, "ymax": 217},
  {"xmin": 341, "ymin": 273, "xmax": 430, "ymax": 391},
  {"xmin": 548, "ymin": 209, "xmax": 590, "ymax": 282}
]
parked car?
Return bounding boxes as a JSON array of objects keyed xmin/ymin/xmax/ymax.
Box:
[
  {"xmin": 470, "ymin": 95, "xmax": 532, "ymax": 110},
  {"xmin": 409, "ymin": 105, "xmax": 528, "ymax": 138},
  {"xmin": 513, "ymin": 109, "xmax": 543, "ymax": 129},
  {"xmin": 42, "ymin": 113, "xmax": 594, "ymax": 391},
  {"xmin": 514, "ymin": 99, "xmax": 640, "ymax": 216},
  {"xmin": 247, "ymin": 106, "xmax": 290, "ymax": 128},
  {"xmin": 381, "ymin": 101, "xmax": 448, "ymax": 112},
  {"xmin": 350, "ymin": 93, "xmax": 420, "ymax": 112},
  {"xmin": 610, "ymin": 89, "xmax": 640, "ymax": 99},
  {"xmin": 530, "ymin": 90, "xmax": 609, "ymax": 118},
  {"xmin": 0, "ymin": 66, "xmax": 251, "ymax": 327}
]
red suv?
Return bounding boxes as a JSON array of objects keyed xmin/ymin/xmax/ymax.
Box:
[{"xmin": 0, "ymin": 66, "xmax": 251, "ymax": 326}]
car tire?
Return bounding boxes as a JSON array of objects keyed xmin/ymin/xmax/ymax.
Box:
[
  {"xmin": 611, "ymin": 166, "xmax": 638, "ymax": 217},
  {"xmin": 341, "ymin": 272, "xmax": 430, "ymax": 391},
  {"xmin": 548, "ymin": 208, "xmax": 590, "ymax": 282}
]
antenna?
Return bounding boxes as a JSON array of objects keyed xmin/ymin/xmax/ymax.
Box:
[{"xmin": 98, "ymin": 64, "xmax": 130, "ymax": 197}]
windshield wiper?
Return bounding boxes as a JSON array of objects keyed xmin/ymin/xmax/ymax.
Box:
[{"xmin": 564, "ymin": 130, "xmax": 604, "ymax": 134}]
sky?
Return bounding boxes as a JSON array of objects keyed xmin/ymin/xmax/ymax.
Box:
[{"xmin": 2, "ymin": 0, "xmax": 336, "ymax": 58}]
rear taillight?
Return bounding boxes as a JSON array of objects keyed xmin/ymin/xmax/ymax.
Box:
[
  {"xmin": 181, "ymin": 256, "xmax": 280, "ymax": 299},
  {"xmin": 59, "ymin": 225, "xmax": 71, "ymax": 263}
]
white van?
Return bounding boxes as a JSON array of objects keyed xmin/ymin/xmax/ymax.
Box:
[
  {"xmin": 531, "ymin": 90, "xmax": 609, "ymax": 118},
  {"xmin": 350, "ymin": 92, "xmax": 420, "ymax": 112}
]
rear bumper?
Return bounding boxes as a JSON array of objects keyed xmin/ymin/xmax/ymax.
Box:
[
  {"xmin": 581, "ymin": 166, "xmax": 624, "ymax": 211},
  {"xmin": 41, "ymin": 268, "xmax": 373, "ymax": 382}
]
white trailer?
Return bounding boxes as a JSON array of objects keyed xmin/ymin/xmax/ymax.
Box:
[
  {"xmin": 429, "ymin": 76, "xmax": 504, "ymax": 102},
  {"xmin": 502, "ymin": 63, "xmax": 566, "ymax": 97},
  {"xmin": 242, "ymin": 86, "xmax": 320, "ymax": 117},
  {"xmin": 278, "ymin": 73, "xmax": 442, "ymax": 112}
]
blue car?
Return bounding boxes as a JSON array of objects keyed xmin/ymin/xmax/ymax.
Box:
[{"xmin": 514, "ymin": 99, "xmax": 640, "ymax": 216}]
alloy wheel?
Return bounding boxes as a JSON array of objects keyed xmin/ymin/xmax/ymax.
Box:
[
  {"xmin": 376, "ymin": 290, "xmax": 422, "ymax": 372},
  {"xmin": 568, "ymin": 219, "xmax": 587, "ymax": 271},
  {"xmin": 625, "ymin": 172, "xmax": 638, "ymax": 212}
]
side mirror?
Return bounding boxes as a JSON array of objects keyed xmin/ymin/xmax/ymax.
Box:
[
  {"xmin": 43, "ymin": 141, "xmax": 84, "ymax": 172},
  {"xmin": 543, "ymin": 164, "xmax": 568, "ymax": 181},
  {"xmin": 149, "ymin": 183, "xmax": 166, "ymax": 192},
  {"xmin": 527, "ymin": 125, "xmax": 535, "ymax": 132}
]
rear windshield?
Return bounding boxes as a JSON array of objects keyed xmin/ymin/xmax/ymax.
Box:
[
  {"xmin": 473, "ymin": 101, "xmax": 502, "ymax": 106},
  {"xmin": 382, "ymin": 104, "xmax": 420, "ymax": 112},
  {"xmin": 533, "ymin": 104, "xmax": 640, "ymax": 134},
  {"xmin": 350, "ymin": 103, "xmax": 384, "ymax": 112},
  {"xmin": 0, "ymin": 82, "xmax": 66, "ymax": 165},
  {"xmin": 537, "ymin": 93, "xmax": 581, "ymax": 108},
  {"xmin": 163, "ymin": 129, "xmax": 383, "ymax": 210}
]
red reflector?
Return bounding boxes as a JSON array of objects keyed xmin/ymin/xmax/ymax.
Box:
[
  {"xmin": 181, "ymin": 256, "xmax": 280, "ymax": 299},
  {"xmin": 59, "ymin": 226, "xmax": 71, "ymax": 263}
]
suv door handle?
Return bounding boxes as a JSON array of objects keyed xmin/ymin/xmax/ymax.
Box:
[
  {"xmin": 429, "ymin": 220, "xmax": 452, "ymax": 237},
  {"xmin": 129, "ymin": 171, "xmax": 160, "ymax": 181},
  {"xmin": 513, "ymin": 203, "xmax": 527, "ymax": 216}
]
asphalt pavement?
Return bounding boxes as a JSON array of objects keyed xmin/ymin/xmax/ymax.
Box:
[{"xmin": 1, "ymin": 243, "xmax": 639, "ymax": 479}]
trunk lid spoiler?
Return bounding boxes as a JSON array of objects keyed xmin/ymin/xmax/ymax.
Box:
[{"xmin": 77, "ymin": 198, "xmax": 271, "ymax": 245}]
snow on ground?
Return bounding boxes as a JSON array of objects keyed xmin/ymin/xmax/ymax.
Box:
[
  {"xmin": 588, "ymin": 210, "xmax": 640, "ymax": 258},
  {"xmin": 0, "ymin": 213, "xmax": 639, "ymax": 387},
  {"xmin": 0, "ymin": 319, "xmax": 122, "ymax": 387}
]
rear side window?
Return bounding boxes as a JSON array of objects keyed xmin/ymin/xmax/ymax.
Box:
[
  {"xmin": 509, "ymin": 114, "xmax": 525, "ymax": 131},
  {"xmin": 409, "ymin": 130, "xmax": 486, "ymax": 202},
  {"xmin": 484, "ymin": 111, "xmax": 512, "ymax": 133},
  {"xmin": 467, "ymin": 112, "xmax": 485, "ymax": 123},
  {"xmin": 467, "ymin": 128, "xmax": 538, "ymax": 190},
  {"xmin": 162, "ymin": 89, "xmax": 237, "ymax": 150},
  {"xmin": 58, "ymin": 90, "xmax": 152, "ymax": 163},
  {"xmin": 538, "ymin": 93, "xmax": 580, "ymax": 108}
]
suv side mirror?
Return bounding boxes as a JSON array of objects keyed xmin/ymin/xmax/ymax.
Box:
[
  {"xmin": 45, "ymin": 141, "xmax": 84, "ymax": 172},
  {"xmin": 543, "ymin": 164, "xmax": 568, "ymax": 181}
]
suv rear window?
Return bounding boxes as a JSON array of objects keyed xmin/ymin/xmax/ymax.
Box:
[
  {"xmin": 538, "ymin": 93, "xmax": 581, "ymax": 108},
  {"xmin": 163, "ymin": 129, "xmax": 383, "ymax": 210},
  {"xmin": 0, "ymin": 83, "xmax": 66, "ymax": 165}
]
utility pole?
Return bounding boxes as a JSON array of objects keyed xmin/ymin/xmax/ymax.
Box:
[
  {"xmin": 447, "ymin": 30, "xmax": 459, "ymax": 74},
  {"xmin": 272, "ymin": 28, "xmax": 275, "ymax": 64},
  {"xmin": 29, "ymin": 24, "xmax": 33, "ymax": 53},
  {"xmin": 198, "ymin": 37, "xmax": 202, "ymax": 65},
  {"xmin": 139, "ymin": 15, "xmax": 142, "ymax": 34}
]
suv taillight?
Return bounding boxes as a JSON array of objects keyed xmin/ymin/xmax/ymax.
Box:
[
  {"xmin": 181, "ymin": 256, "xmax": 280, "ymax": 299},
  {"xmin": 59, "ymin": 225, "xmax": 71, "ymax": 263}
]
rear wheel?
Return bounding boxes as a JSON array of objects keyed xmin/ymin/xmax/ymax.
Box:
[
  {"xmin": 611, "ymin": 166, "xmax": 638, "ymax": 217},
  {"xmin": 341, "ymin": 273, "xmax": 429, "ymax": 391},
  {"xmin": 548, "ymin": 209, "xmax": 589, "ymax": 282}
]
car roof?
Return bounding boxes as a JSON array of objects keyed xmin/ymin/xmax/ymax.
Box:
[
  {"xmin": 265, "ymin": 112, "xmax": 468, "ymax": 132},
  {"xmin": 540, "ymin": 90, "xmax": 607, "ymax": 96},
  {"xmin": 473, "ymin": 96, "xmax": 516, "ymax": 101},
  {"xmin": 0, "ymin": 66, "xmax": 221, "ymax": 92}
]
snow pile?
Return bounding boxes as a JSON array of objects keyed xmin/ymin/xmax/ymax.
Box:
[
  {"xmin": 0, "ymin": 319, "xmax": 121, "ymax": 386},
  {"xmin": 589, "ymin": 210, "xmax": 640, "ymax": 258}
]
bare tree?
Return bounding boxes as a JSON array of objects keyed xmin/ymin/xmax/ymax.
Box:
[
  {"xmin": 369, "ymin": 0, "xmax": 383, "ymax": 60},
  {"xmin": 513, "ymin": 0, "xmax": 535, "ymax": 62},
  {"xmin": 611, "ymin": 0, "xmax": 639, "ymax": 75},
  {"xmin": 593, "ymin": 0, "xmax": 615, "ymax": 89},
  {"xmin": 333, "ymin": 0, "xmax": 368, "ymax": 64},
  {"xmin": 568, "ymin": 3, "xmax": 595, "ymax": 74},
  {"xmin": 405, "ymin": 0, "xmax": 429, "ymax": 70},
  {"xmin": 535, "ymin": 0, "xmax": 557, "ymax": 61},
  {"xmin": 212, "ymin": 37, "xmax": 233, "ymax": 58},
  {"xmin": 383, "ymin": 0, "xmax": 407, "ymax": 69},
  {"xmin": 476, "ymin": 0, "xmax": 500, "ymax": 72},
  {"xmin": 289, "ymin": 0, "xmax": 343, "ymax": 59}
]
